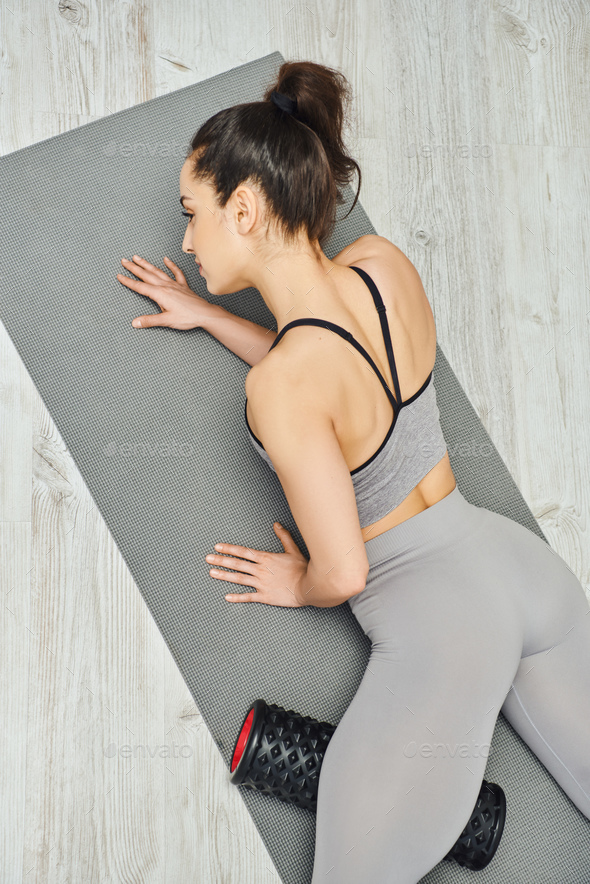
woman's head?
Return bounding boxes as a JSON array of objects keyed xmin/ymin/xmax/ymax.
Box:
[{"xmin": 179, "ymin": 60, "xmax": 361, "ymax": 294}]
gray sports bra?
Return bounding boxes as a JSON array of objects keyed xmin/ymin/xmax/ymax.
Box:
[{"xmin": 244, "ymin": 265, "xmax": 448, "ymax": 527}]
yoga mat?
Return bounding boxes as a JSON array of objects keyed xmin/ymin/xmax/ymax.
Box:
[{"xmin": 1, "ymin": 52, "xmax": 588, "ymax": 883}]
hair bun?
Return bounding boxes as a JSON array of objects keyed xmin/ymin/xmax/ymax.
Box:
[{"xmin": 188, "ymin": 61, "xmax": 361, "ymax": 247}]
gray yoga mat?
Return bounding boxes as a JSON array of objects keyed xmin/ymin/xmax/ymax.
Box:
[{"xmin": 1, "ymin": 52, "xmax": 589, "ymax": 884}]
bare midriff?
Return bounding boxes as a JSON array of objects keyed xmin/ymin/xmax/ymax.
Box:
[{"xmin": 359, "ymin": 453, "xmax": 457, "ymax": 542}]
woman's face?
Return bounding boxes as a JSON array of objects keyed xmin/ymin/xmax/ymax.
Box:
[{"xmin": 179, "ymin": 158, "xmax": 263, "ymax": 296}]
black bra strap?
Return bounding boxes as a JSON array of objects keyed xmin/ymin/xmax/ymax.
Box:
[
  {"xmin": 349, "ymin": 265, "xmax": 403, "ymax": 406},
  {"xmin": 269, "ymin": 317, "xmax": 398, "ymax": 411}
]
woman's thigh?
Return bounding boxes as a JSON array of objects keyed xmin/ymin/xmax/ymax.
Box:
[
  {"xmin": 311, "ymin": 541, "xmax": 523, "ymax": 884},
  {"xmin": 500, "ymin": 592, "xmax": 590, "ymax": 818},
  {"xmin": 476, "ymin": 504, "xmax": 590, "ymax": 815}
]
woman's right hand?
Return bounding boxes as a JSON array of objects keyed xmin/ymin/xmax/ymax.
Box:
[{"xmin": 117, "ymin": 255, "xmax": 212, "ymax": 331}]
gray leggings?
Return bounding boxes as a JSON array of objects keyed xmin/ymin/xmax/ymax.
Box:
[{"xmin": 311, "ymin": 484, "xmax": 590, "ymax": 883}]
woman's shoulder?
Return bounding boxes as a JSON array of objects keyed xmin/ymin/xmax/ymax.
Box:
[
  {"xmin": 332, "ymin": 233, "xmax": 417, "ymax": 275},
  {"xmin": 246, "ymin": 234, "xmax": 432, "ymax": 418}
]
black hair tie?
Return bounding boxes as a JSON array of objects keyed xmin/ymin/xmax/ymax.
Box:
[{"xmin": 270, "ymin": 90, "xmax": 298, "ymax": 115}]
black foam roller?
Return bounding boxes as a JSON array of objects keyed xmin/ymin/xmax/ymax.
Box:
[{"xmin": 230, "ymin": 699, "xmax": 506, "ymax": 872}]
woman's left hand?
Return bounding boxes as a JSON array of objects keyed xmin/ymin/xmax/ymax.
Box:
[{"xmin": 206, "ymin": 522, "xmax": 309, "ymax": 607}]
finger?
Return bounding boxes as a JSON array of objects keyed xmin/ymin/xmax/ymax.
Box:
[
  {"xmin": 117, "ymin": 276, "xmax": 167, "ymax": 321},
  {"xmin": 130, "ymin": 255, "xmax": 175, "ymax": 282},
  {"xmin": 273, "ymin": 522, "xmax": 298, "ymax": 554},
  {"xmin": 132, "ymin": 313, "xmax": 167, "ymax": 329},
  {"xmin": 163, "ymin": 256, "xmax": 188, "ymax": 285},
  {"xmin": 213, "ymin": 543, "xmax": 264, "ymax": 564},
  {"xmin": 121, "ymin": 256, "xmax": 171, "ymax": 285},
  {"xmin": 225, "ymin": 592, "xmax": 259, "ymax": 603},
  {"xmin": 210, "ymin": 568, "xmax": 256, "ymax": 586},
  {"xmin": 116, "ymin": 273, "xmax": 154, "ymax": 297},
  {"xmin": 210, "ymin": 552, "xmax": 260, "ymax": 572}
]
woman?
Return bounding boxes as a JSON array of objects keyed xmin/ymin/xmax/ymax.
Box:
[{"xmin": 117, "ymin": 61, "xmax": 590, "ymax": 883}]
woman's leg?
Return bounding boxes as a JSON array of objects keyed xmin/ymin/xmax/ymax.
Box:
[
  {"xmin": 310, "ymin": 652, "xmax": 518, "ymax": 883},
  {"xmin": 311, "ymin": 524, "xmax": 524, "ymax": 884},
  {"xmin": 311, "ymin": 488, "xmax": 590, "ymax": 882},
  {"xmin": 500, "ymin": 579, "xmax": 590, "ymax": 819},
  {"xmin": 478, "ymin": 505, "xmax": 590, "ymax": 819}
]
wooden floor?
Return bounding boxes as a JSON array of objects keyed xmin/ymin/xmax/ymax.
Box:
[{"xmin": 2, "ymin": 2, "xmax": 590, "ymax": 881}]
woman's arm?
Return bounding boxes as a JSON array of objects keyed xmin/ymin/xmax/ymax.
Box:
[
  {"xmin": 204, "ymin": 305, "xmax": 277, "ymax": 367},
  {"xmin": 245, "ymin": 366, "xmax": 370, "ymax": 605},
  {"xmin": 117, "ymin": 256, "xmax": 276, "ymax": 367}
]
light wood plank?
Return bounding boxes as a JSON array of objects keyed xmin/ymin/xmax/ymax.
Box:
[{"xmin": 1, "ymin": 1, "xmax": 589, "ymax": 882}]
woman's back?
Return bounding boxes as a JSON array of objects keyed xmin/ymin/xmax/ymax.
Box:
[{"xmin": 245, "ymin": 234, "xmax": 457, "ymax": 539}]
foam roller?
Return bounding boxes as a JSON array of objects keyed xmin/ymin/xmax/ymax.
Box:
[{"xmin": 230, "ymin": 698, "xmax": 506, "ymax": 872}]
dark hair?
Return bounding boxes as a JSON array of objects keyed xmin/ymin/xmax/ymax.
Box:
[{"xmin": 185, "ymin": 60, "xmax": 362, "ymax": 248}]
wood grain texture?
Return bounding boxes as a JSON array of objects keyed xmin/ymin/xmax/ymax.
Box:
[{"xmin": 1, "ymin": 1, "xmax": 589, "ymax": 881}]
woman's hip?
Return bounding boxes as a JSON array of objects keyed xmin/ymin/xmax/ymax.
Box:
[{"xmin": 348, "ymin": 483, "xmax": 588, "ymax": 660}]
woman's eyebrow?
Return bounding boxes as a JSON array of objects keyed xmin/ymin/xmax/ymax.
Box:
[{"xmin": 179, "ymin": 195, "xmax": 194, "ymax": 207}]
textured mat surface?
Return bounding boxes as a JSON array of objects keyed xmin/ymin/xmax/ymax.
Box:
[{"xmin": 1, "ymin": 52, "xmax": 589, "ymax": 883}]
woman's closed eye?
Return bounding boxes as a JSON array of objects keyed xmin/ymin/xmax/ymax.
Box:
[{"xmin": 182, "ymin": 211, "xmax": 194, "ymax": 221}]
